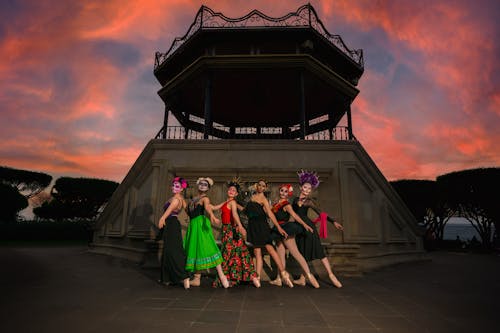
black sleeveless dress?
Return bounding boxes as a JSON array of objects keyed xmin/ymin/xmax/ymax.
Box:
[
  {"xmin": 292, "ymin": 198, "xmax": 326, "ymax": 261},
  {"xmin": 160, "ymin": 202, "xmax": 188, "ymax": 284},
  {"xmin": 246, "ymin": 201, "xmax": 272, "ymax": 247},
  {"xmin": 270, "ymin": 200, "xmax": 304, "ymax": 242}
]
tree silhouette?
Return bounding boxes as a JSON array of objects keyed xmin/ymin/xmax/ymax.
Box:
[
  {"xmin": 438, "ymin": 168, "xmax": 499, "ymax": 249},
  {"xmin": 0, "ymin": 183, "xmax": 28, "ymax": 223},
  {"xmin": 0, "ymin": 166, "xmax": 52, "ymax": 198},
  {"xmin": 34, "ymin": 177, "xmax": 118, "ymax": 221},
  {"xmin": 391, "ymin": 179, "xmax": 454, "ymax": 247}
]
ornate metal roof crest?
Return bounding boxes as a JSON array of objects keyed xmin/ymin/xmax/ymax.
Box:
[{"xmin": 155, "ymin": 4, "xmax": 363, "ymax": 69}]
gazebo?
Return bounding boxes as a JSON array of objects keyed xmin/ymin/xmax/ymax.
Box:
[
  {"xmin": 93, "ymin": 5, "xmax": 425, "ymax": 275},
  {"xmin": 153, "ymin": 4, "xmax": 363, "ymax": 140}
]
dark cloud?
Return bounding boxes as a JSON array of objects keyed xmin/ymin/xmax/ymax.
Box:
[
  {"xmin": 0, "ymin": 0, "xmax": 27, "ymax": 29},
  {"xmin": 0, "ymin": 0, "xmax": 498, "ymax": 181},
  {"xmin": 90, "ymin": 39, "xmax": 141, "ymax": 67}
]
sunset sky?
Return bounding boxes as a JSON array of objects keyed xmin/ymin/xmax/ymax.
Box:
[{"xmin": 1, "ymin": 0, "xmax": 499, "ymax": 183}]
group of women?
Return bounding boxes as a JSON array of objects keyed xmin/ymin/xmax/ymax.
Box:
[{"xmin": 157, "ymin": 171, "xmax": 344, "ymax": 290}]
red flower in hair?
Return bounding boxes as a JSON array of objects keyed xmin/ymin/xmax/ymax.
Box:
[{"xmin": 279, "ymin": 183, "xmax": 294, "ymax": 197}]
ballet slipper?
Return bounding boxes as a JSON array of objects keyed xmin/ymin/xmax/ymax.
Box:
[
  {"xmin": 280, "ymin": 270, "xmax": 294, "ymax": 288},
  {"xmin": 269, "ymin": 276, "xmax": 282, "ymax": 287},
  {"xmin": 220, "ymin": 275, "xmax": 230, "ymax": 289},
  {"xmin": 189, "ymin": 274, "xmax": 201, "ymax": 287},
  {"xmin": 252, "ymin": 276, "xmax": 261, "ymax": 288},
  {"xmin": 293, "ymin": 274, "xmax": 306, "ymax": 286},
  {"xmin": 306, "ymin": 273, "xmax": 320, "ymax": 289},
  {"xmin": 329, "ymin": 273, "xmax": 342, "ymax": 288},
  {"xmin": 183, "ymin": 278, "xmax": 190, "ymax": 290}
]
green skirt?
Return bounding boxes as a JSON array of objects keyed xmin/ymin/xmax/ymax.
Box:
[{"xmin": 184, "ymin": 215, "xmax": 223, "ymax": 271}]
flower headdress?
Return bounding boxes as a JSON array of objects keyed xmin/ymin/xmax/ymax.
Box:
[
  {"xmin": 196, "ymin": 177, "xmax": 214, "ymax": 187},
  {"xmin": 226, "ymin": 176, "xmax": 242, "ymax": 192},
  {"xmin": 172, "ymin": 176, "xmax": 188, "ymax": 189},
  {"xmin": 297, "ymin": 170, "xmax": 320, "ymax": 189},
  {"xmin": 279, "ymin": 183, "xmax": 294, "ymax": 197}
]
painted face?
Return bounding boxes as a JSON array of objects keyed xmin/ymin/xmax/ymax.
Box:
[
  {"xmin": 172, "ymin": 181, "xmax": 183, "ymax": 194},
  {"xmin": 198, "ymin": 181, "xmax": 209, "ymax": 192},
  {"xmin": 279, "ymin": 187, "xmax": 289, "ymax": 199},
  {"xmin": 256, "ymin": 181, "xmax": 267, "ymax": 193},
  {"xmin": 300, "ymin": 183, "xmax": 312, "ymax": 197},
  {"xmin": 227, "ymin": 186, "xmax": 238, "ymax": 198}
]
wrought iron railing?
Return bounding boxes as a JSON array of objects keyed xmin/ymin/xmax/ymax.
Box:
[
  {"xmin": 154, "ymin": 126, "xmax": 355, "ymax": 141},
  {"xmin": 154, "ymin": 4, "xmax": 363, "ymax": 70}
]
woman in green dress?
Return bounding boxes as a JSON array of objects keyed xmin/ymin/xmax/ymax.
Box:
[{"xmin": 184, "ymin": 177, "xmax": 229, "ymax": 288}]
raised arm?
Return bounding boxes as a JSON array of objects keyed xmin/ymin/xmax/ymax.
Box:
[
  {"xmin": 210, "ymin": 201, "xmax": 225, "ymax": 211},
  {"xmin": 308, "ymin": 200, "xmax": 343, "ymax": 231},
  {"xmin": 158, "ymin": 197, "xmax": 180, "ymax": 228},
  {"xmin": 236, "ymin": 202, "xmax": 245, "ymax": 212}
]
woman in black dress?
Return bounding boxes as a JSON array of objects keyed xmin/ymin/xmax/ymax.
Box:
[
  {"xmin": 246, "ymin": 179, "xmax": 294, "ymax": 287},
  {"xmin": 293, "ymin": 171, "xmax": 344, "ymax": 288},
  {"xmin": 157, "ymin": 176, "xmax": 190, "ymax": 289},
  {"xmin": 269, "ymin": 184, "xmax": 319, "ymax": 288}
]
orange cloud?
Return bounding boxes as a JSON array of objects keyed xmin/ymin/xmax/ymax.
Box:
[
  {"xmin": 0, "ymin": 0, "xmax": 498, "ymax": 183},
  {"xmin": 329, "ymin": 0, "xmax": 498, "ymax": 115}
]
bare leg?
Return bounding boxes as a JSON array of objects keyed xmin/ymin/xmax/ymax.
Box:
[
  {"xmin": 215, "ymin": 264, "xmax": 229, "ymax": 288},
  {"xmin": 265, "ymin": 244, "xmax": 284, "ymax": 271},
  {"xmin": 265, "ymin": 244, "xmax": 293, "ymax": 288},
  {"xmin": 284, "ymin": 237, "xmax": 319, "ymax": 288},
  {"xmin": 254, "ymin": 247, "xmax": 263, "ymax": 279},
  {"xmin": 269, "ymin": 241, "xmax": 287, "ymax": 286},
  {"xmin": 276, "ymin": 241, "xmax": 287, "ymax": 269},
  {"xmin": 283, "ymin": 237, "xmax": 309, "ymax": 274},
  {"xmin": 321, "ymin": 257, "xmax": 342, "ymax": 288},
  {"xmin": 250, "ymin": 248, "xmax": 261, "ymax": 288}
]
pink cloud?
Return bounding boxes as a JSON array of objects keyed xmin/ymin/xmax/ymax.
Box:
[{"xmin": 0, "ymin": 0, "xmax": 498, "ymax": 183}]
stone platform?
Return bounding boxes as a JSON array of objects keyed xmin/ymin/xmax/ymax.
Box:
[{"xmin": 1, "ymin": 245, "xmax": 498, "ymax": 332}]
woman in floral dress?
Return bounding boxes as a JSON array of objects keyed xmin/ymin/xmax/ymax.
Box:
[{"xmin": 211, "ymin": 178, "xmax": 260, "ymax": 288}]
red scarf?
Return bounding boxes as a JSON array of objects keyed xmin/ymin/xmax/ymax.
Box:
[{"xmin": 312, "ymin": 212, "xmax": 328, "ymax": 239}]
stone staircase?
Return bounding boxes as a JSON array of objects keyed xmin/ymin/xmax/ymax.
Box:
[
  {"xmin": 323, "ymin": 243, "xmax": 362, "ymax": 277},
  {"xmin": 142, "ymin": 239, "xmax": 363, "ymax": 279}
]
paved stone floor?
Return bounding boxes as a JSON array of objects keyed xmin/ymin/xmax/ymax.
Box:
[{"xmin": 1, "ymin": 246, "xmax": 498, "ymax": 332}]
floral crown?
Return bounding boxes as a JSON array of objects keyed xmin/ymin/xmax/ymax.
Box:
[
  {"xmin": 196, "ymin": 177, "xmax": 214, "ymax": 187},
  {"xmin": 279, "ymin": 183, "xmax": 294, "ymax": 197},
  {"xmin": 226, "ymin": 176, "xmax": 242, "ymax": 192},
  {"xmin": 172, "ymin": 176, "xmax": 188, "ymax": 189},
  {"xmin": 297, "ymin": 170, "xmax": 320, "ymax": 189}
]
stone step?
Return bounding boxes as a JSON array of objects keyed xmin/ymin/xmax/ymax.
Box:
[
  {"xmin": 323, "ymin": 243, "xmax": 361, "ymax": 255},
  {"xmin": 144, "ymin": 239, "xmax": 365, "ymax": 276}
]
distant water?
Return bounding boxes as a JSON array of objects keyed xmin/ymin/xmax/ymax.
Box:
[
  {"xmin": 444, "ymin": 223, "xmax": 481, "ymax": 241},
  {"xmin": 443, "ymin": 218, "xmax": 495, "ymax": 241}
]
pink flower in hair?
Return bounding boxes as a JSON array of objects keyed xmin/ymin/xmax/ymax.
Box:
[{"xmin": 172, "ymin": 176, "xmax": 188, "ymax": 189}]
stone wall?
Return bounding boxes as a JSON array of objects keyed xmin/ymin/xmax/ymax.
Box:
[{"xmin": 92, "ymin": 139, "xmax": 425, "ymax": 272}]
